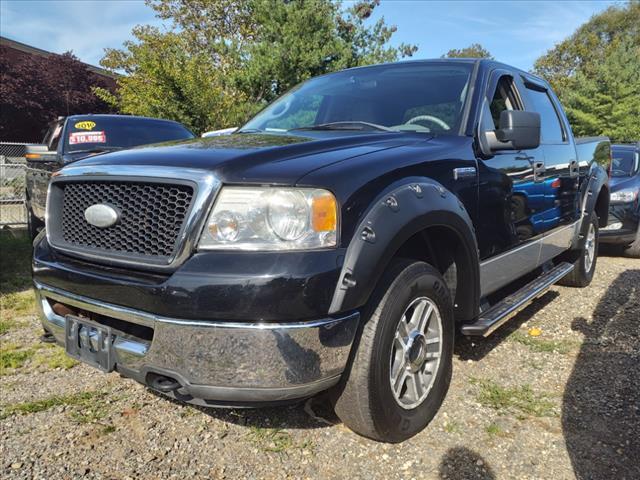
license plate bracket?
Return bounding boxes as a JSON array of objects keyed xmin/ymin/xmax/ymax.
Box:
[{"xmin": 65, "ymin": 315, "xmax": 115, "ymax": 372}]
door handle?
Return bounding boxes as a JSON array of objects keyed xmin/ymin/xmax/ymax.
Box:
[
  {"xmin": 533, "ymin": 160, "xmax": 545, "ymax": 182},
  {"xmin": 569, "ymin": 159, "xmax": 579, "ymax": 178}
]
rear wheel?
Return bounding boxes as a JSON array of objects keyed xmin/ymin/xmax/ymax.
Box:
[
  {"xmin": 558, "ymin": 214, "xmax": 599, "ymax": 287},
  {"xmin": 332, "ymin": 259, "xmax": 454, "ymax": 442}
]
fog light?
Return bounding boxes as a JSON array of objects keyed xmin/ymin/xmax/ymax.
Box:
[{"xmin": 602, "ymin": 222, "xmax": 623, "ymax": 231}]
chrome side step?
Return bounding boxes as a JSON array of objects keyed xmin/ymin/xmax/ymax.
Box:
[{"xmin": 461, "ymin": 262, "xmax": 574, "ymax": 337}]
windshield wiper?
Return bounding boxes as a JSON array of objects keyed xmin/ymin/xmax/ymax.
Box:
[
  {"xmin": 70, "ymin": 146, "xmax": 123, "ymax": 155},
  {"xmin": 289, "ymin": 121, "xmax": 394, "ymax": 132},
  {"xmin": 235, "ymin": 128, "xmax": 263, "ymax": 134}
]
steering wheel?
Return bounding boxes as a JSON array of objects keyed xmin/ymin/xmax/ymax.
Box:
[
  {"xmin": 405, "ymin": 115, "xmax": 450, "ymax": 131},
  {"xmin": 610, "ymin": 169, "xmax": 628, "ymax": 177}
]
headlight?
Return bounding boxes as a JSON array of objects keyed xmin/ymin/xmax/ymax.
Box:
[
  {"xmin": 198, "ymin": 187, "xmax": 338, "ymax": 250},
  {"xmin": 610, "ymin": 188, "xmax": 638, "ymax": 204}
]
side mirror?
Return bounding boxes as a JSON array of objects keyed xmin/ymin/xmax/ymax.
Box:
[
  {"xmin": 25, "ymin": 144, "xmax": 57, "ymax": 162},
  {"xmin": 493, "ymin": 110, "xmax": 541, "ymax": 150}
]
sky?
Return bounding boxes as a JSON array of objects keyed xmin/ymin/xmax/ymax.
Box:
[{"xmin": 0, "ymin": 0, "xmax": 619, "ymax": 72}]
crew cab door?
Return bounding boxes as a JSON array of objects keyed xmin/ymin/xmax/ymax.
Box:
[
  {"xmin": 519, "ymin": 79, "xmax": 581, "ymax": 262},
  {"xmin": 476, "ymin": 71, "xmax": 549, "ymax": 260}
]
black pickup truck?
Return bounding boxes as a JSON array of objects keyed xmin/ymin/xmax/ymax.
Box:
[
  {"xmin": 33, "ymin": 59, "xmax": 610, "ymax": 442},
  {"xmin": 25, "ymin": 114, "xmax": 194, "ymax": 239}
]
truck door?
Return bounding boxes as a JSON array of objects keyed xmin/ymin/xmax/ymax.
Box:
[
  {"xmin": 476, "ymin": 72, "xmax": 549, "ymax": 260},
  {"xmin": 27, "ymin": 119, "xmax": 63, "ymax": 221},
  {"xmin": 520, "ymin": 79, "xmax": 581, "ymax": 262}
]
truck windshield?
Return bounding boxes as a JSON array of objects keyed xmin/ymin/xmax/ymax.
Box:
[
  {"xmin": 611, "ymin": 149, "xmax": 639, "ymax": 177},
  {"xmin": 64, "ymin": 117, "xmax": 194, "ymax": 153},
  {"xmin": 241, "ymin": 63, "xmax": 473, "ymax": 135}
]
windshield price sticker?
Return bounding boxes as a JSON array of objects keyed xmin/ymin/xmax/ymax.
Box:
[
  {"xmin": 74, "ymin": 121, "xmax": 96, "ymax": 130},
  {"xmin": 69, "ymin": 131, "xmax": 107, "ymax": 144}
]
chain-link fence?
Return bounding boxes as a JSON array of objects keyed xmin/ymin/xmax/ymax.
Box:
[{"xmin": 0, "ymin": 142, "xmax": 29, "ymax": 227}]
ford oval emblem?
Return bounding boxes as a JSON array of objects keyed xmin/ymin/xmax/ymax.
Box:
[{"xmin": 84, "ymin": 204, "xmax": 119, "ymax": 228}]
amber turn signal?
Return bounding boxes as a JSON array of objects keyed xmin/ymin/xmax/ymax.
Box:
[{"xmin": 312, "ymin": 193, "xmax": 337, "ymax": 232}]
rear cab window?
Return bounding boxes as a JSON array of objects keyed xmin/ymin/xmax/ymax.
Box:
[
  {"xmin": 43, "ymin": 121, "xmax": 64, "ymax": 152},
  {"xmin": 523, "ymin": 83, "xmax": 566, "ymax": 144}
]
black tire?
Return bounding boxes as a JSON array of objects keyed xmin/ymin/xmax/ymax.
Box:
[
  {"xmin": 623, "ymin": 227, "xmax": 640, "ymax": 258},
  {"xmin": 332, "ymin": 259, "xmax": 454, "ymax": 443},
  {"xmin": 558, "ymin": 214, "xmax": 599, "ymax": 287}
]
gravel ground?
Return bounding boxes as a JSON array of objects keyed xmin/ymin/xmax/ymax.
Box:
[{"xmin": 1, "ymin": 245, "xmax": 638, "ymax": 479}]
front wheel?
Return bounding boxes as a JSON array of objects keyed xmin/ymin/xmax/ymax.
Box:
[
  {"xmin": 558, "ymin": 214, "xmax": 599, "ymax": 287},
  {"xmin": 332, "ymin": 259, "xmax": 454, "ymax": 442}
]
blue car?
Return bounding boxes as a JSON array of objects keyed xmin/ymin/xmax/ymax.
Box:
[{"xmin": 600, "ymin": 143, "xmax": 640, "ymax": 257}]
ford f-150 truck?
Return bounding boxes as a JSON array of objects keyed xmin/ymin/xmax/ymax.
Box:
[
  {"xmin": 25, "ymin": 114, "xmax": 194, "ymax": 239},
  {"xmin": 33, "ymin": 59, "xmax": 610, "ymax": 442}
]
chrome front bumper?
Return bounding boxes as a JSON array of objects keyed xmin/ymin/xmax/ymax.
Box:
[{"xmin": 35, "ymin": 282, "xmax": 359, "ymax": 405}]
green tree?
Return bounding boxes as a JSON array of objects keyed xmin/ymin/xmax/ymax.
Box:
[
  {"xmin": 97, "ymin": 27, "xmax": 251, "ymax": 134},
  {"xmin": 443, "ymin": 43, "xmax": 493, "ymax": 59},
  {"xmin": 562, "ymin": 37, "xmax": 640, "ymax": 141},
  {"xmin": 97, "ymin": 0, "xmax": 417, "ymax": 134},
  {"xmin": 533, "ymin": 1, "xmax": 640, "ymax": 141}
]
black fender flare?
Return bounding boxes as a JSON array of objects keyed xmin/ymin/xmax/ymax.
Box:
[
  {"xmin": 329, "ymin": 178, "xmax": 480, "ymax": 322},
  {"xmin": 579, "ymin": 163, "xmax": 609, "ymax": 236}
]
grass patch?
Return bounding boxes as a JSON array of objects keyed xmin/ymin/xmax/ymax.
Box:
[
  {"xmin": 0, "ymin": 391, "xmax": 103, "ymax": 420},
  {"xmin": 486, "ymin": 422, "xmax": 507, "ymax": 437},
  {"xmin": 248, "ymin": 427, "xmax": 293, "ymax": 453},
  {"xmin": 0, "ymin": 231, "xmax": 32, "ymax": 295},
  {"xmin": 1, "ymin": 343, "xmax": 78, "ymax": 375},
  {"xmin": 178, "ymin": 406, "xmax": 198, "ymax": 418},
  {"xmin": 0, "ymin": 290, "xmax": 35, "ymax": 321},
  {"xmin": 101, "ymin": 424, "xmax": 116, "ymax": 434},
  {"xmin": 510, "ymin": 331, "xmax": 578, "ymax": 354},
  {"xmin": 443, "ymin": 420, "xmax": 462, "ymax": 434},
  {"xmin": 32, "ymin": 345, "xmax": 78, "ymax": 371},
  {"xmin": 0, "ymin": 344, "xmax": 35, "ymax": 372},
  {"xmin": 471, "ymin": 378, "xmax": 557, "ymax": 418},
  {"xmin": 247, "ymin": 426, "xmax": 316, "ymax": 453},
  {"xmin": 69, "ymin": 403, "xmax": 110, "ymax": 424},
  {"xmin": 0, "ymin": 318, "xmax": 18, "ymax": 335},
  {"xmin": 247, "ymin": 426, "xmax": 316, "ymax": 454}
]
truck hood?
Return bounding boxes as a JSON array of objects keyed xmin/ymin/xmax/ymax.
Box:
[
  {"xmin": 609, "ymin": 174, "xmax": 639, "ymax": 192},
  {"xmin": 67, "ymin": 132, "xmax": 426, "ymax": 185}
]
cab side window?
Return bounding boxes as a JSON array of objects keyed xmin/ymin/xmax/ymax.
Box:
[
  {"xmin": 489, "ymin": 76, "xmax": 520, "ymax": 128},
  {"xmin": 525, "ymin": 86, "xmax": 565, "ymax": 144},
  {"xmin": 480, "ymin": 75, "xmax": 521, "ymax": 133},
  {"xmin": 47, "ymin": 123, "xmax": 63, "ymax": 151}
]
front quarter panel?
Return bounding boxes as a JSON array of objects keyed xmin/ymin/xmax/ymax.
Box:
[{"xmin": 328, "ymin": 178, "xmax": 480, "ymax": 320}]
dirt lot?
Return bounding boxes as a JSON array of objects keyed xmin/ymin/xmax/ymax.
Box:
[{"xmin": 1, "ymin": 230, "xmax": 638, "ymax": 480}]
